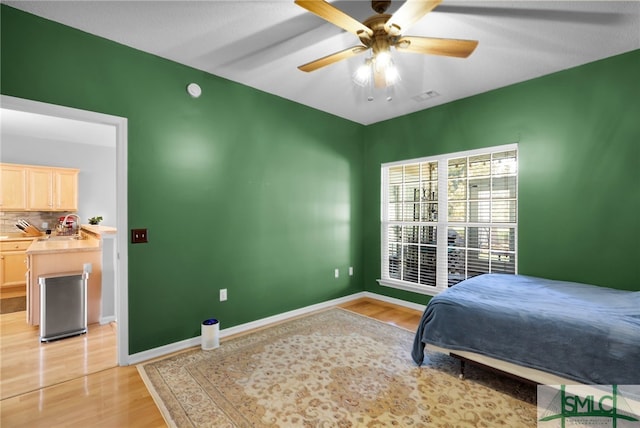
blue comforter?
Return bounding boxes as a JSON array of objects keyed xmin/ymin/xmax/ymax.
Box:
[{"xmin": 412, "ymin": 274, "xmax": 640, "ymax": 384}]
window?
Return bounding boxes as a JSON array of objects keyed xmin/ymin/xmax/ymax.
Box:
[{"xmin": 379, "ymin": 144, "xmax": 518, "ymax": 295}]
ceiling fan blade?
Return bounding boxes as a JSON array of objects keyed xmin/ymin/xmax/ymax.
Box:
[
  {"xmin": 295, "ymin": 0, "xmax": 373, "ymax": 38},
  {"xmin": 395, "ymin": 36, "xmax": 478, "ymax": 58},
  {"xmin": 385, "ymin": 0, "xmax": 442, "ymax": 35},
  {"xmin": 298, "ymin": 45, "xmax": 368, "ymax": 72}
]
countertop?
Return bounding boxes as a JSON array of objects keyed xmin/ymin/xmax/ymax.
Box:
[
  {"xmin": 3, "ymin": 224, "xmax": 115, "ymax": 253},
  {"xmin": 0, "ymin": 233, "xmax": 37, "ymax": 242},
  {"xmin": 26, "ymin": 237, "xmax": 101, "ymax": 254},
  {"xmin": 80, "ymin": 224, "xmax": 117, "ymax": 236}
]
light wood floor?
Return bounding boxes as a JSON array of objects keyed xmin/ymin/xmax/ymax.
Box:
[{"xmin": 0, "ymin": 297, "xmax": 422, "ymax": 427}]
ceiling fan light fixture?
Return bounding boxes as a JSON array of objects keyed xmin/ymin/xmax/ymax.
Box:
[
  {"xmin": 353, "ymin": 63, "xmax": 372, "ymax": 87},
  {"xmin": 385, "ymin": 63, "xmax": 400, "ymax": 86},
  {"xmin": 375, "ymin": 50, "xmax": 391, "ymax": 67},
  {"xmin": 353, "ymin": 56, "xmax": 373, "ymax": 87},
  {"xmin": 295, "ymin": 0, "xmax": 479, "ymax": 95},
  {"xmin": 352, "ymin": 51, "xmax": 399, "ymax": 99}
]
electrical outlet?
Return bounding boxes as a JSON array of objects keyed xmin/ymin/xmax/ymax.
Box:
[
  {"xmin": 220, "ymin": 289, "xmax": 227, "ymax": 302},
  {"xmin": 349, "ymin": 266, "xmax": 353, "ymax": 276},
  {"xmin": 131, "ymin": 228, "xmax": 148, "ymax": 244},
  {"xmin": 334, "ymin": 268, "xmax": 339, "ymax": 278}
]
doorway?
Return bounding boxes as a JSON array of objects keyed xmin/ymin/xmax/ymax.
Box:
[{"xmin": 0, "ymin": 95, "xmax": 129, "ymax": 367}]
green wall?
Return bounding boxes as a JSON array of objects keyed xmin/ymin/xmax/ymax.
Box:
[
  {"xmin": 1, "ymin": 6, "xmax": 364, "ymax": 354},
  {"xmin": 2, "ymin": 5, "xmax": 638, "ymax": 355},
  {"xmin": 362, "ymin": 49, "xmax": 640, "ymax": 304}
]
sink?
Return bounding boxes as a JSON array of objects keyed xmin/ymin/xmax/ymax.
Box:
[{"xmin": 38, "ymin": 235, "xmax": 83, "ymax": 241}]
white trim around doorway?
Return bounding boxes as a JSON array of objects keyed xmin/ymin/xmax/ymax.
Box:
[{"xmin": 1, "ymin": 95, "xmax": 130, "ymax": 365}]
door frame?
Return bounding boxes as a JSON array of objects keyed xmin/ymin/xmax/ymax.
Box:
[{"xmin": 1, "ymin": 95, "xmax": 130, "ymax": 365}]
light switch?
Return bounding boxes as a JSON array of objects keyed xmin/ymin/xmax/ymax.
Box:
[{"xmin": 131, "ymin": 228, "xmax": 148, "ymax": 244}]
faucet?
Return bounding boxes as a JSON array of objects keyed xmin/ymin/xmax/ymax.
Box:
[
  {"xmin": 60, "ymin": 214, "xmax": 81, "ymax": 236},
  {"xmin": 62, "ymin": 213, "xmax": 81, "ymax": 226}
]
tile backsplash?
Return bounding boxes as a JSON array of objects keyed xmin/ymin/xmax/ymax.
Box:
[{"xmin": 0, "ymin": 211, "xmax": 77, "ymax": 234}]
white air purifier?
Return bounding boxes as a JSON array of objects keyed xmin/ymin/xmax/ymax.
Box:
[{"xmin": 201, "ymin": 318, "xmax": 219, "ymax": 350}]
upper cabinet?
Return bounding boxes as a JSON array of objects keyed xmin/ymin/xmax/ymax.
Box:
[
  {"xmin": 1, "ymin": 163, "xmax": 79, "ymax": 212},
  {"xmin": 54, "ymin": 168, "xmax": 79, "ymax": 211},
  {"xmin": 0, "ymin": 164, "xmax": 27, "ymax": 210},
  {"xmin": 26, "ymin": 167, "xmax": 53, "ymax": 210}
]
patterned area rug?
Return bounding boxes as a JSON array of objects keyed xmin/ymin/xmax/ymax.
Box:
[{"xmin": 138, "ymin": 308, "xmax": 536, "ymax": 427}]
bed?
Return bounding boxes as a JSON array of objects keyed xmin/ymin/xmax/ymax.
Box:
[{"xmin": 412, "ymin": 274, "xmax": 640, "ymax": 385}]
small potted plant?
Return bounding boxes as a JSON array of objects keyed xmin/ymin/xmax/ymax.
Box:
[{"xmin": 88, "ymin": 216, "xmax": 103, "ymax": 225}]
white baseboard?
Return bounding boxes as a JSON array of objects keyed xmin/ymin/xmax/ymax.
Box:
[
  {"xmin": 361, "ymin": 291, "xmax": 428, "ymax": 312},
  {"xmin": 128, "ymin": 292, "xmax": 367, "ymax": 365},
  {"xmin": 99, "ymin": 315, "xmax": 116, "ymax": 325},
  {"xmin": 127, "ymin": 291, "xmax": 427, "ymax": 365}
]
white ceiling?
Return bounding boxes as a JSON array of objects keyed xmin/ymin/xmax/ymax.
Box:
[
  {"xmin": 0, "ymin": 108, "xmax": 116, "ymax": 147},
  {"xmin": 3, "ymin": 0, "xmax": 640, "ymax": 125}
]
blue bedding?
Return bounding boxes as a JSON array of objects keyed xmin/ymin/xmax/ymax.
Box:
[{"xmin": 412, "ymin": 274, "xmax": 640, "ymax": 384}]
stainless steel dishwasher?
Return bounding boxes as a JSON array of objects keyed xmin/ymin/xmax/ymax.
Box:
[{"xmin": 39, "ymin": 272, "xmax": 88, "ymax": 342}]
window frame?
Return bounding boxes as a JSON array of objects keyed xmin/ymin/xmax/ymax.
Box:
[{"xmin": 378, "ymin": 143, "xmax": 518, "ymax": 296}]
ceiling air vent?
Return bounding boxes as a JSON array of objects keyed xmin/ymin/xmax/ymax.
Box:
[{"xmin": 412, "ymin": 90, "xmax": 440, "ymax": 102}]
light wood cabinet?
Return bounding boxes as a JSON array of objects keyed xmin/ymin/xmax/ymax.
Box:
[
  {"xmin": 0, "ymin": 164, "xmax": 27, "ymax": 210},
  {"xmin": 0, "ymin": 163, "xmax": 79, "ymax": 211},
  {"xmin": 27, "ymin": 167, "xmax": 53, "ymax": 210},
  {"xmin": 54, "ymin": 168, "xmax": 79, "ymax": 211},
  {"xmin": 0, "ymin": 240, "xmax": 32, "ymax": 290}
]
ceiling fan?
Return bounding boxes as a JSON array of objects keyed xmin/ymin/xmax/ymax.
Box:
[{"xmin": 295, "ymin": 0, "xmax": 479, "ymax": 87}]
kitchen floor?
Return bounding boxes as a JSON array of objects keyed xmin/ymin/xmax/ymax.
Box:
[
  {"xmin": 0, "ymin": 285, "xmax": 26, "ymax": 314},
  {"xmin": 0, "ymin": 310, "xmax": 117, "ymax": 400}
]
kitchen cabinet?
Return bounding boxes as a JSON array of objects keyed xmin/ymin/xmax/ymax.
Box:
[
  {"xmin": 0, "ymin": 164, "xmax": 27, "ymax": 210},
  {"xmin": 27, "ymin": 166, "xmax": 79, "ymax": 211},
  {"xmin": 0, "ymin": 163, "xmax": 79, "ymax": 211},
  {"xmin": 0, "ymin": 240, "xmax": 31, "ymax": 290},
  {"xmin": 26, "ymin": 167, "xmax": 53, "ymax": 210},
  {"xmin": 54, "ymin": 168, "xmax": 79, "ymax": 211}
]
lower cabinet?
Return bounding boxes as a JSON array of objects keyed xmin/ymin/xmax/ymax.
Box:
[{"xmin": 0, "ymin": 240, "xmax": 31, "ymax": 290}]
